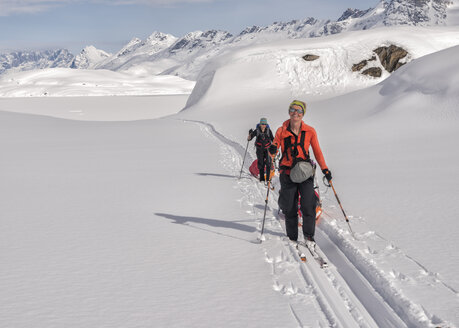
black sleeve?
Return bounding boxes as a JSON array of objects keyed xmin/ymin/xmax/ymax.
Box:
[
  {"xmin": 269, "ymin": 129, "xmax": 274, "ymax": 141},
  {"xmin": 248, "ymin": 128, "xmax": 257, "ymax": 141}
]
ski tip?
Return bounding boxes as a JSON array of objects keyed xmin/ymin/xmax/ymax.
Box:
[{"xmin": 299, "ymin": 252, "xmax": 306, "ymax": 262}]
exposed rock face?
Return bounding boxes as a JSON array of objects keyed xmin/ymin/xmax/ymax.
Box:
[
  {"xmin": 374, "ymin": 45, "xmax": 408, "ymax": 72},
  {"xmin": 352, "ymin": 60, "xmax": 368, "ymax": 72},
  {"xmin": 352, "ymin": 45, "xmax": 407, "ymax": 77},
  {"xmin": 382, "ymin": 0, "xmax": 451, "ymax": 26},
  {"xmin": 337, "ymin": 8, "xmax": 372, "ymax": 21},
  {"xmin": 352, "ymin": 56, "xmax": 377, "ymax": 71},
  {"xmin": 362, "ymin": 67, "xmax": 382, "ymax": 77},
  {"xmin": 303, "ymin": 54, "xmax": 320, "ymax": 61}
]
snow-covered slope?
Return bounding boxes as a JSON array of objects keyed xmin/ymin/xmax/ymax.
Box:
[
  {"xmin": 185, "ymin": 26, "xmax": 459, "ymax": 110},
  {"xmin": 95, "ymin": 31, "xmax": 178, "ymax": 72}
]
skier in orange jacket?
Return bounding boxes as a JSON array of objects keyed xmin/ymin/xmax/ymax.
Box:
[{"xmin": 269, "ymin": 100, "xmax": 332, "ymax": 248}]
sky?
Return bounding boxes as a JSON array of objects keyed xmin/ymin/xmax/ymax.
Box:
[{"xmin": 0, "ymin": 0, "xmax": 378, "ymax": 55}]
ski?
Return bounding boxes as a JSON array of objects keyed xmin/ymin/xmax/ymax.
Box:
[
  {"xmin": 296, "ymin": 243, "xmax": 307, "ymax": 262},
  {"xmin": 289, "ymin": 241, "xmax": 307, "ymax": 262},
  {"xmin": 298, "ymin": 241, "xmax": 328, "ymax": 268}
]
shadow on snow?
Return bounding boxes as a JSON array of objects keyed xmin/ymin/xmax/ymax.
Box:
[{"xmin": 154, "ymin": 212, "xmax": 263, "ymax": 243}]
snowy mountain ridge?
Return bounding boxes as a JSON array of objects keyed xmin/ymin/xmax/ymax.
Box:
[
  {"xmin": 1, "ymin": 26, "xmax": 458, "ymax": 98},
  {"xmin": 93, "ymin": 0, "xmax": 459, "ymax": 79},
  {"xmin": 0, "ymin": 0, "xmax": 457, "ymax": 78},
  {"xmin": 70, "ymin": 46, "xmax": 111, "ymax": 69},
  {"xmin": 0, "ymin": 49, "xmax": 74, "ymax": 75}
]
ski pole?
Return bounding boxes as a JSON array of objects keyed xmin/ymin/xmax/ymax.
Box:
[
  {"xmin": 258, "ymin": 179, "xmax": 272, "ymax": 242},
  {"xmin": 326, "ymin": 179, "xmax": 353, "ymax": 234},
  {"xmin": 239, "ymin": 139, "xmax": 250, "ymax": 179}
]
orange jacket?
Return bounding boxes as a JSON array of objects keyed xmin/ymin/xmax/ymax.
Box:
[{"xmin": 273, "ymin": 120, "xmax": 328, "ymax": 172}]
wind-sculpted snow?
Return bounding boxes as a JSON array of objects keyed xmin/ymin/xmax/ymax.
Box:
[
  {"xmin": 183, "ymin": 27, "xmax": 459, "ymax": 112},
  {"xmin": 377, "ymin": 44, "xmax": 459, "ymax": 120}
]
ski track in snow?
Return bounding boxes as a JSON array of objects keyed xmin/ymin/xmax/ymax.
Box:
[{"xmin": 177, "ymin": 117, "xmax": 456, "ymax": 328}]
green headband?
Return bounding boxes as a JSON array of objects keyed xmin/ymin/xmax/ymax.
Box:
[{"xmin": 289, "ymin": 100, "xmax": 306, "ymax": 111}]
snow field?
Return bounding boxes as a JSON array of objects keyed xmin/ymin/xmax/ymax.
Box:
[
  {"xmin": 0, "ymin": 109, "xmax": 303, "ymax": 327},
  {"xmin": 0, "ymin": 68, "xmax": 195, "ymax": 97},
  {"xmin": 0, "ymin": 95, "xmax": 190, "ymax": 121}
]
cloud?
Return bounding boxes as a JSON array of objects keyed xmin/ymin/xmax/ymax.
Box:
[
  {"xmin": 0, "ymin": 0, "xmax": 66, "ymax": 15},
  {"xmin": 0, "ymin": 0, "xmax": 214, "ymax": 16}
]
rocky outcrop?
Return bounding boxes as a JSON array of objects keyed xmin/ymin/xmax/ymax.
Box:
[
  {"xmin": 382, "ymin": 0, "xmax": 451, "ymax": 26},
  {"xmin": 352, "ymin": 44, "xmax": 408, "ymax": 77},
  {"xmin": 352, "ymin": 56, "xmax": 376, "ymax": 71},
  {"xmin": 374, "ymin": 45, "xmax": 408, "ymax": 72},
  {"xmin": 362, "ymin": 67, "xmax": 382, "ymax": 77},
  {"xmin": 303, "ymin": 54, "xmax": 320, "ymax": 61},
  {"xmin": 337, "ymin": 8, "xmax": 372, "ymax": 21}
]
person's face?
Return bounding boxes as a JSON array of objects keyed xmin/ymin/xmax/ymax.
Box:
[
  {"xmin": 260, "ymin": 123, "xmax": 266, "ymax": 130},
  {"xmin": 289, "ymin": 105, "xmax": 304, "ymax": 122}
]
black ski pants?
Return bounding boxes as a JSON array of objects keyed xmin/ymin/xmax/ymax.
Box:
[
  {"xmin": 278, "ymin": 173, "xmax": 316, "ymax": 241},
  {"xmin": 256, "ymin": 147, "xmax": 271, "ymax": 180}
]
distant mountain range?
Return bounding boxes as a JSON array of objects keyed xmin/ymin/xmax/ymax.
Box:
[{"xmin": 1, "ymin": 0, "xmax": 457, "ymax": 79}]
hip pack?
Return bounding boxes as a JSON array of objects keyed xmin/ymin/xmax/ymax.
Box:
[{"xmin": 290, "ymin": 160, "xmax": 314, "ymax": 183}]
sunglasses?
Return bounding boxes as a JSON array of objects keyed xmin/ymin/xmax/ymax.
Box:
[
  {"xmin": 289, "ymin": 107, "xmax": 304, "ymax": 114},
  {"xmin": 260, "ymin": 123, "xmax": 267, "ymax": 126}
]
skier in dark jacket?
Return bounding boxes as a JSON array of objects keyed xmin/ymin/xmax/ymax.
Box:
[{"xmin": 248, "ymin": 118, "xmax": 274, "ymax": 182}]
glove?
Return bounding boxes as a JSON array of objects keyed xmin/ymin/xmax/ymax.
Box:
[
  {"xmin": 322, "ymin": 168, "xmax": 332, "ymax": 182},
  {"xmin": 247, "ymin": 129, "xmax": 254, "ymax": 141},
  {"xmin": 269, "ymin": 144, "xmax": 277, "ymax": 155}
]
